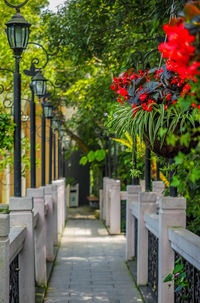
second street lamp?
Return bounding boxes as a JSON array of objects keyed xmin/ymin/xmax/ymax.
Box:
[
  {"xmin": 32, "ymin": 70, "xmax": 47, "ymax": 186},
  {"xmin": 32, "ymin": 71, "xmax": 47, "ymax": 99},
  {"xmin": 52, "ymin": 114, "xmax": 59, "ymax": 180},
  {"xmin": 4, "ymin": 0, "xmax": 31, "ymax": 197},
  {"xmin": 43, "ymin": 102, "xmax": 54, "ymax": 184}
]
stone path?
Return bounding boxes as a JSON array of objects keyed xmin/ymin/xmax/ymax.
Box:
[{"xmin": 44, "ymin": 218, "xmax": 143, "ymax": 303}]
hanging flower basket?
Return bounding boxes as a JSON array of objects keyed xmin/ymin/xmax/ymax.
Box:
[{"xmin": 110, "ymin": 2, "xmax": 200, "ymax": 158}]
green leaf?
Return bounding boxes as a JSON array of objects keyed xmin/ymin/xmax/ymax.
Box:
[
  {"xmin": 180, "ymin": 133, "xmax": 191, "ymax": 148},
  {"xmin": 173, "ymin": 264, "xmax": 184, "ymax": 274},
  {"xmin": 87, "ymin": 151, "xmax": 96, "ymax": 162},
  {"xmin": 189, "ymin": 167, "xmax": 200, "ymax": 183},
  {"xmin": 95, "ymin": 149, "xmax": 106, "ymax": 162},
  {"xmin": 79, "ymin": 156, "xmax": 88, "ymax": 165},
  {"xmin": 163, "ymin": 273, "xmax": 173, "ymax": 283},
  {"xmin": 175, "ymin": 285, "xmax": 183, "ymax": 293}
]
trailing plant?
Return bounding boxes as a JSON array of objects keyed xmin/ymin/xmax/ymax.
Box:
[
  {"xmin": 109, "ymin": 2, "xmax": 200, "ymax": 157},
  {"xmin": 164, "ymin": 257, "xmax": 188, "ymax": 295}
]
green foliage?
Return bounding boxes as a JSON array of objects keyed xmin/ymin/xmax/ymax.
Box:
[
  {"xmin": 108, "ymin": 103, "xmax": 194, "ymax": 150},
  {"xmin": 79, "ymin": 149, "xmax": 106, "ymax": 165},
  {"xmin": 0, "ymin": 105, "xmax": 14, "ymax": 151},
  {"xmin": 164, "ymin": 257, "xmax": 188, "ymax": 295},
  {"xmin": 170, "ymin": 149, "xmax": 200, "ymax": 235}
]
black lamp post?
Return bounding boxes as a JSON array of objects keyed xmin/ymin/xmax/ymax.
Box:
[
  {"xmin": 145, "ymin": 147, "xmax": 151, "ymax": 191},
  {"xmin": 58, "ymin": 128, "xmax": 65, "ymax": 179},
  {"xmin": 43, "ymin": 102, "xmax": 54, "ymax": 184},
  {"xmin": 24, "ymin": 42, "xmax": 59, "ymax": 188},
  {"xmin": 52, "ymin": 115, "xmax": 59, "ymax": 180},
  {"xmin": 32, "ymin": 71, "xmax": 48, "ymax": 186},
  {"xmin": 4, "ymin": 0, "xmax": 31, "ymax": 197}
]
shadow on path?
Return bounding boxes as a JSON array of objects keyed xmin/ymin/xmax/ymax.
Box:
[{"xmin": 44, "ymin": 207, "xmax": 143, "ymax": 303}]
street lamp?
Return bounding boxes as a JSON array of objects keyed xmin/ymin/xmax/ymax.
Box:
[
  {"xmin": 43, "ymin": 101, "xmax": 54, "ymax": 184},
  {"xmin": 52, "ymin": 114, "xmax": 60, "ymax": 180},
  {"xmin": 24, "ymin": 42, "xmax": 59, "ymax": 188},
  {"xmin": 31, "ymin": 70, "xmax": 48, "ymax": 186},
  {"xmin": 32, "ymin": 71, "xmax": 47, "ymax": 99},
  {"xmin": 4, "ymin": 0, "xmax": 31, "ymax": 197},
  {"xmin": 5, "ymin": 5, "xmax": 31, "ymax": 57},
  {"xmin": 43, "ymin": 101, "xmax": 53, "ymax": 119}
]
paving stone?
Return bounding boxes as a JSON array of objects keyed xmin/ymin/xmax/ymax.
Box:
[{"xmin": 44, "ymin": 217, "xmax": 142, "ymax": 303}]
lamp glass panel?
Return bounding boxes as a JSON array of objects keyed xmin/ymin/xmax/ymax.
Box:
[
  {"xmin": 32, "ymin": 80, "xmax": 44, "ymax": 97},
  {"xmin": 43, "ymin": 81, "xmax": 47, "ymax": 96},
  {"xmin": 53, "ymin": 120, "xmax": 58, "ymax": 130},
  {"xmin": 43, "ymin": 105, "xmax": 49, "ymax": 118},
  {"xmin": 15, "ymin": 25, "xmax": 23, "ymax": 48},
  {"xmin": 60, "ymin": 130, "xmax": 64, "ymax": 138},
  {"xmin": 8, "ymin": 26, "xmax": 15, "ymax": 49},
  {"xmin": 24, "ymin": 27, "xmax": 29, "ymax": 48},
  {"xmin": 48, "ymin": 107, "xmax": 53, "ymax": 118}
]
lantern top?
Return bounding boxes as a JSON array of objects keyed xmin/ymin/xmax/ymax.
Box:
[
  {"xmin": 6, "ymin": 11, "xmax": 31, "ymax": 28},
  {"xmin": 32, "ymin": 71, "xmax": 47, "ymax": 82}
]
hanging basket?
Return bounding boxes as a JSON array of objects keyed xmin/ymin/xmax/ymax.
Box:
[{"xmin": 143, "ymin": 132, "xmax": 198, "ymax": 158}]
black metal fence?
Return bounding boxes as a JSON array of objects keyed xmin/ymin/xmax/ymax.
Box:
[
  {"xmin": 120, "ymin": 200, "xmax": 126, "ymax": 233},
  {"xmin": 134, "ymin": 217, "xmax": 138, "ymax": 260},
  {"xmin": 9, "ymin": 255, "xmax": 19, "ymax": 303},
  {"xmin": 174, "ymin": 252, "xmax": 200, "ymax": 302},
  {"xmin": 148, "ymin": 230, "xmax": 159, "ymax": 301}
]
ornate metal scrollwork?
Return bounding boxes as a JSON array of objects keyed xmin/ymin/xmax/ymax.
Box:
[
  {"xmin": 4, "ymin": 0, "xmax": 29, "ymax": 10},
  {"xmin": 9, "ymin": 255, "xmax": 19, "ymax": 303},
  {"xmin": 134, "ymin": 218, "xmax": 138, "ymax": 259},
  {"xmin": 174, "ymin": 252, "xmax": 200, "ymax": 302},
  {"xmin": 120, "ymin": 200, "xmax": 126, "ymax": 233},
  {"xmin": 0, "ymin": 84, "xmax": 4, "ymax": 95},
  {"xmin": 24, "ymin": 42, "xmax": 60, "ymax": 77},
  {"xmin": 148, "ymin": 231, "xmax": 159, "ymax": 300}
]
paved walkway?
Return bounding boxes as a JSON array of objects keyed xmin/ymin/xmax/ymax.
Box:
[{"xmin": 44, "ymin": 216, "xmax": 143, "ymax": 303}]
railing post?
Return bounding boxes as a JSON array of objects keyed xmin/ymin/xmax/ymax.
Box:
[
  {"xmin": 52, "ymin": 184, "xmax": 58, "ymax": 246},
  {"xmin": 102, "ymin": 177, "xmax": 109, "ymax": 221},
  {"xmin": 0, "ymin": 213, "xmax": 9, "ymax": 303},
  {"xmin": 109, "ymin": 180, "xmax": 120, "ymax": 234},
  {"xmin": 158, "ymin": 197, "xmax": 186, "ymax": 303},
  {"xmin": 52, "ymin": 179, "xmax": 65, "ymax": 235},
  {"xmin": 105, "ymin": 179, "xmax": 115, "ymax": 226},
  {"xmin": 126, "ymin": 185, "xmax": 141, "ymax": 260},
  {"xmin": 99, "ymin": 189, "xmax": 103, "ymax": 220},
  {"xmin": 27, "ymin": 187, "xmax": 47, "ymax": 286},
  {"xmin": 45, "ymin": 185, "xmax": 54, "ymax": 261},
  {"xmin": 137, "ymin": 192, "xmax": 157, "ymax": 285},
  {"xmin": 152, "ymin": 181, "xmax": 165, "ymax": 196},
  {"xmin": 9, "ymin": 197, "xmax": 34, "ymax": 303}
]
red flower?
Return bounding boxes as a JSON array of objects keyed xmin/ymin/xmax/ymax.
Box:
[
  {"xmin": 172, "ymin": 100, "xmax": 177, "ymax": 104},
  {"xmin": 159, "ymin": 23, "xmax": 198, "ymax": 80},
  {"xmin": 197, "ymin": 105, "xmax": 200, "ymax": 109},
  {"xmin": 139, "ymin": 92, "xmax": 147, "ymax": 101},
  {"xmin": 155, "ymin": 68, "xmax": 164, "ymax": 78},
  {"xmin": 111, "ymin": 84, "xmax": 117, "ymax": 90},
  {"xmin": 181, "ymin": 83, "xmax": 191, "ymax": 97},
  {"xmin": 164, "ymin": 105, "xmax": 168, "ymax": 110},
  {"xmin": 117, "ymin": 86, "xmax": 128, "ymax": 96},
  {"xmin": 166, "ymin": 93, "xmax": 172, "ymax": 101},
  {"xmin": 191, "ymin": 103, "xmax": 196, "ymax": 108},
  {"xmin": 132, "ymin": 104, "xmax": 138, "ymax": 117}
]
